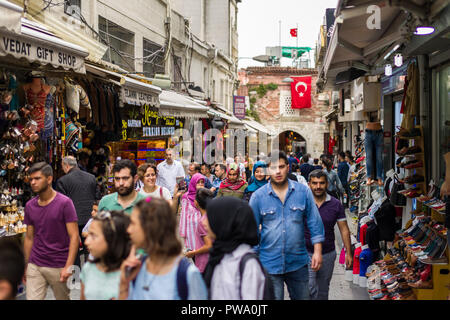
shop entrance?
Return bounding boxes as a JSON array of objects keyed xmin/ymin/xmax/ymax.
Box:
[{"xmin": 278, "ymin": 130, "xmax": 306, "ymax": 155}]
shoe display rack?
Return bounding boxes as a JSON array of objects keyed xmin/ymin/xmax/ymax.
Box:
[
  {"xmin": 396, "ymin": 125, "xmax": 427, "ymax": 228},
  {"xmin": 366, "ymin": 213, "xmax": 449, "ymax": 300}
]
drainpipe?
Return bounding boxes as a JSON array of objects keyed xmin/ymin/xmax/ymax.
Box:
[{"xmin": 164, "ymin": 0, "xmax": 172, "ymax": 76}]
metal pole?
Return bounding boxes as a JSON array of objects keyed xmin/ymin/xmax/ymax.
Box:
[{"xmin": 296, "ymin": 23, "xmax": 298, "ymax": 48}]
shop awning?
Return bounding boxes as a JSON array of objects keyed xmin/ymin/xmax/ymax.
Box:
[
  {"xmin": 242, "ymin": 119, "xmax": 275, "ymax": 136},
  {"xmin": 207, "ymin": 109, "xmax": 245, "ymax": 129},
  {"xmin": 0, "ymin": 0, "xmax": 22, "ymax": 34},
  {"xmin": 0, "ymin": 12, "xmax": 89, "ymax": 73},
  {"xmin": 319, "ymin": 1, "xmax": 408, "ymax": 90},
  {"xmin": 159, "ymin": 90, "xmax": 209, "ymax": 119},
  {"xmin": 85, "ymin": 63, "xmax": 161, "ymax": 107}
]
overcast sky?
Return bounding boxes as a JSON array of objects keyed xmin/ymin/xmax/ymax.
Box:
[{"xmin": 237, "ymin": 0, "xmax": 339, "ymax": 69}]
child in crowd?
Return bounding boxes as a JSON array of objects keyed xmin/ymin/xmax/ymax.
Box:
[
  {"xmin": 119, "ymin": 198, "xmax": 208, "ymax": 300},
  {"xmin": 185, "ymin": 188, "xmax": 214, "ymax": 273},
  {"xmin": 81, "ymin": 200, "xmax": 99, "ymax": 239},
  {"xmin": 80, "ymin": 211, "xmax": 131, "ymax": 300}
]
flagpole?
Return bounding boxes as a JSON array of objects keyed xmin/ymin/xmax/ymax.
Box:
[{"xmin": 296, "ymin": 23, "xmax": 298, "ymax": 48}]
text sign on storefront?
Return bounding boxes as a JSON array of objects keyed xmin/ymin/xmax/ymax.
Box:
[
  {"xmin": 233, "ymin": 96, "xmax": 246, "ymax": 119},
  {"xmin": 124, "ymin": 87, "xmax": 159, "ymax": 106},
  {"xmin": 0, "ymin": 33, "xmax": 85, "ymax": 73},
  {"xmin": 120, "ymin": 104, "xmax": 183, "ymax": 140}
]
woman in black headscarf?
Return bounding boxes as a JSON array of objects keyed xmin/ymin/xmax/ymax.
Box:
[{"xmin": 202, "ymin": 197, "xmax": 266, "ymax": 299}]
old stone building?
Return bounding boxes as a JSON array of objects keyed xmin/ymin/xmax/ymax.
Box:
[{"xmin": 238, "ymin": 67, "xmax": 330, "ymax": 158}]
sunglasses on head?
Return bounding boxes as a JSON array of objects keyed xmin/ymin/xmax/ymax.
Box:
[{"xmin": 96, "ymin": 210, "xmax": 116, "ymax": 232}]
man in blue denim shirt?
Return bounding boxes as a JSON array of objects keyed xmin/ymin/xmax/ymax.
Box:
[{"xmin": 249, "ymin": 151, "xmax": 325, "ymax": 300}]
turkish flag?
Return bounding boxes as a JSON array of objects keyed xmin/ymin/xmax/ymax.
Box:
[
  {"xmin": 290, "ymin": 76, "xmax": 312, "ymax": 109},
  {"xmin": 290, "ymin": 28, "xmax": 297, "ymax": 37}
]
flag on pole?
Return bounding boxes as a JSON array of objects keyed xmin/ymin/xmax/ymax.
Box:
[
  {"xmin": 290, "ymin": 76, "xmax": 312, "ymax": 109},
  {"xmin": 290, "ymin": 28, "xmax": 298, "ymax": 37}
]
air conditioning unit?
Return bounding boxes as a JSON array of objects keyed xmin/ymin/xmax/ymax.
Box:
[{"xmin": 351, "ymin": 76, "xmax": 381, "ymax": 112}]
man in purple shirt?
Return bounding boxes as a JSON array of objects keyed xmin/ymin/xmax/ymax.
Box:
[
  {"xmin": 305, "ymin": 169, "xmax": 352, "ymax": 300},
  {"xmin": 23, "ymin": 162, "xmax": 79, "ymax": 300}
]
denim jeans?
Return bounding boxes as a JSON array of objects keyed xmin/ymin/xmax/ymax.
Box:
[
  {"xmin": 269, "ymin": 265, "xmax": 310, "ymax": 300},
  {"xmin": 308, "ymin": 251, "xmax": 337, "ymax": 300},
  {"xmin": 364, "ymin": 129, "xmax": 384, "ymax": 180}
]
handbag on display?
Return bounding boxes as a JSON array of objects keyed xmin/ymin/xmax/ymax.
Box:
[{"xmin": 390, "ymin": 173, "xmax": 407, "ymax": 206}]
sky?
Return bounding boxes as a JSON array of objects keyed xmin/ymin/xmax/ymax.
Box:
[{"xmin": 237, "ymin": 0, "xmax": 339, "ymax": 69}]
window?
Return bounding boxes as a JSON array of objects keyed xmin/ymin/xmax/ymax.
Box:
[
  {"xmin": 99, "ymin": 16, "xmax": 135, "ymax": 71},
  {"xmin": 279, "ymin": 90, "xmax": 300, "ymax": 117},
  {"xmin": 64, "ymin": 0, "xmax": 81, "ymax": 18},
  {"xmin": 143, "ymin": 38, "xmax": 165, "ymax": 78},
  {"xmin": 435, "ymin": 64, "xmax": 450, "ymax": 183}
]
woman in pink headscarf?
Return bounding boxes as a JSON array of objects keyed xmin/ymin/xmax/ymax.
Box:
[{"xmin": 179, "ymin": 173, "xmax": 205, "ymax": 254}]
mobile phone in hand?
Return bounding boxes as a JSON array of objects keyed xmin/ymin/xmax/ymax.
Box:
[
  {"xmin": 125, "ymin": 253, "xmax": 144, "ymax": 279},
  {"xmin": 176, "ymin": 176, "xmax": 186, "ymax": 191}
]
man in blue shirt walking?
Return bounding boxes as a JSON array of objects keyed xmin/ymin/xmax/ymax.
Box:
[{"xmin": 249, "ymin": 151, "xmax": 325, "ymax": 300}]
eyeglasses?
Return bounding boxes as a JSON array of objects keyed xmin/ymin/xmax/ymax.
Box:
[{"xmin": 96, "ymin": 210, "xmax": 116, "ymax": 232}]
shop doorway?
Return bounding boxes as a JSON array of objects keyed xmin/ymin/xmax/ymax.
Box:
[{"xmin": 278, "ymin": 130, "xmax": 306, "ymax": 155}]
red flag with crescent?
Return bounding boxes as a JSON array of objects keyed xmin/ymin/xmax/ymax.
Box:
[
  {"xmin": 290, "ymin": 28, "xmax": 298, "ymax": 37},
  {"xmin": 290, "ymin": 76, "xmax": 312, "ymax": 109}
]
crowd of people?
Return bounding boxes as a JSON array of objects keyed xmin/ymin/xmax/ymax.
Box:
[{"xmin": 0, "ymin": 148, "xmax": 363, "ymax": 301}]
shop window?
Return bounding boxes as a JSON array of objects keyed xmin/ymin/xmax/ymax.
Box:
[
  {"xmin": 64, "ymin": 0, "xmax": 81, "ymax": 18},
  {"xmin": 143, "ymin": 38, "xmax": 165, "ymax": 78},
  {"xmin": 279, "ymin": 90, "xmax": 300, "ymax": 117},
  {"xmin": 99, "ymin": 16, "xmax": 135, "ymax": 71}
]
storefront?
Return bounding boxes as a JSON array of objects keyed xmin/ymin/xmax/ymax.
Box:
[{"xmin": 0, "ymin": 1, "xmax": 89, "ymax": 239}]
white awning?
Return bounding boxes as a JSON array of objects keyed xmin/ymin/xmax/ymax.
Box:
[
  {"xmin": 207, "ymin": 109, "xmax": 244, "ymax": 128},
  {"xmin": 242, "ymin": 119, "xmax": 275, "ymax": 136},
  {"xmin": 85, "ymin": 64, "xmax": 161, "ymax": 107},
  {"xmin": 0, "ymin": 0, "xmax": 22, "ymax": 34},
  {"xmin": 0, "ymin": 15, "xmax": 89, "ymax": 73},
  {"xmin": 159, "ymin": 90, "xmax": 210, "ymax": 119}
]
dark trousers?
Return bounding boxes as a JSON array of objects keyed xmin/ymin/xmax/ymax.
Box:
[{"xmin": 74, "ymin": 224, "xmax": 88, "ymax": 267}]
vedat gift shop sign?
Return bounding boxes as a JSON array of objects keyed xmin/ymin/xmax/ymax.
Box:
[{"xmin": 0, "ymin": 32, "xmax": 86, "ymax": 73}]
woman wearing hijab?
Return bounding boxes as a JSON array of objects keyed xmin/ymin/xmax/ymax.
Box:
[
  {"xmin": 179, "ymin": 173, "xmax": 205, "ymax": 254},
  {"xmin": 216, "ymin": 163, "xmax": 248, "ymax": 199},
  {"xmin": 243, "ymin": 161, "xmax": 268, "ymax": 202},
  {"xmin": 202, "ymin": 197, "xmax": 267, "ymax": 299}
]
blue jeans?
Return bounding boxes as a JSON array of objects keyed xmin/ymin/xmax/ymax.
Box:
[
  {"xmin": 308, "ymin": 251, "xmax": 337, "ymax": 300},
  {"xmin": 364, "ymin": 129, "xmax": 384, "ymax": 180},
  {"xmin": 269, "ymin": 265, "xmax": 310, "ymax": 300}
]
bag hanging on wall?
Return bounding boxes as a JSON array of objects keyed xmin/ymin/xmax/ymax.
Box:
[{"xmin": 390, "ymin": 173, "xmax": 407, "ymax": 206}]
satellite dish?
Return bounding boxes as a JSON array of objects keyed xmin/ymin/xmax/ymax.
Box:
[{"xmin": 252, "ymin": 55, "xmax": 272, "ymax": 63}]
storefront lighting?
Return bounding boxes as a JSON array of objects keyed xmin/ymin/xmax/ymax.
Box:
[
  {"xmin": 394, "ymin": 54, "xmax": 403, "ymax": 67},
  {"xmin": 383, "ymin": 44, "xmax": 400, "ymax": 60},
  {"xmin": 414, "ymin": 26, "xmax": 435, "ymax": 35},
  {"xmin": 385, "ymin": 64, "xmax": 392, "ymax": 76}
]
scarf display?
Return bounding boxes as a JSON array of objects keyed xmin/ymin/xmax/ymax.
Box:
[{"xmin": 202, "ymin": 197, "xmax": 259, "ymax": 288}]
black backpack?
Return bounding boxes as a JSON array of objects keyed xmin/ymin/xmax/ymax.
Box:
[{"xmin": 238, "ymin": 252, "xmax": 275, "ymax": 300}]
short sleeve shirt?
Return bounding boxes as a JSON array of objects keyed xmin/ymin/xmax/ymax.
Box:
[
  {"xmin": 24, "ymin": 192, "xmax": 78, "ymax": 268},
  {"xmin": 98, "ymin": 192, "xmax": 146, "ymax": 215},
  {"xmin": 305, "ymin": 194, "xmax": 346, "ymax": 254},
  {"xmin": 80, "ymin": 262, "xmax": 121, "ymax": 300},
  {"xmin": 139, "ymin": 186, "xmax": 172, "ymax": 201}
]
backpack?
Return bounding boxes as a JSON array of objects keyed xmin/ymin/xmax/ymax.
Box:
[
  {"xmin": 238, "ymin": 252, "xmax": 275, "ymax": 300},
  {"xmin": 132, "ymin": 255, "xmax": 190, "ymax": 300}
]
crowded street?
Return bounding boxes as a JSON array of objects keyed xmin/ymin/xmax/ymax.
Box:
[{"xmin": 0, "ymin": 0, "xmax": 449, "ymax": 311}]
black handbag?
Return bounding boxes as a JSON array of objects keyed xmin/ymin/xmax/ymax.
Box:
[{"xmin": 390, "ymin": 173, "xmax": 407, "ymax": 206}]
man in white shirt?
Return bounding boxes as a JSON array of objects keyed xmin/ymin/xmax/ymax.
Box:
[{"xmin": 156, "ymin": 148, "xmax": 185, "ymax": 196}]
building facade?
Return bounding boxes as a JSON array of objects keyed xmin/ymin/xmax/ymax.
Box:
[
  {"xmin": 238, "ymin": 67, "xmax": 329, "ymax": 158},
  {"xmin": 12, "ymin": 0, "xmax": 240, "ymax": 113}
]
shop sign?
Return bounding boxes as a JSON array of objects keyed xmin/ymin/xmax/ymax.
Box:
[
  {"xmin": 123, "ymin": 87, "xmax": 159, "ymax": 106},
  {"xmin": 121, "ymin": 104, "xmax": 183, "ymax": 140},
  {"xmin": 381, "ymin": 63, "xmax": 407, "ymax": 95},
  {"xmin": 233, "ymin": 96, "xmax": 246, "ymax": 119},
  {"xmin": 0, "ymin": 32, "xmax": 85, "ymax": 73}
]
